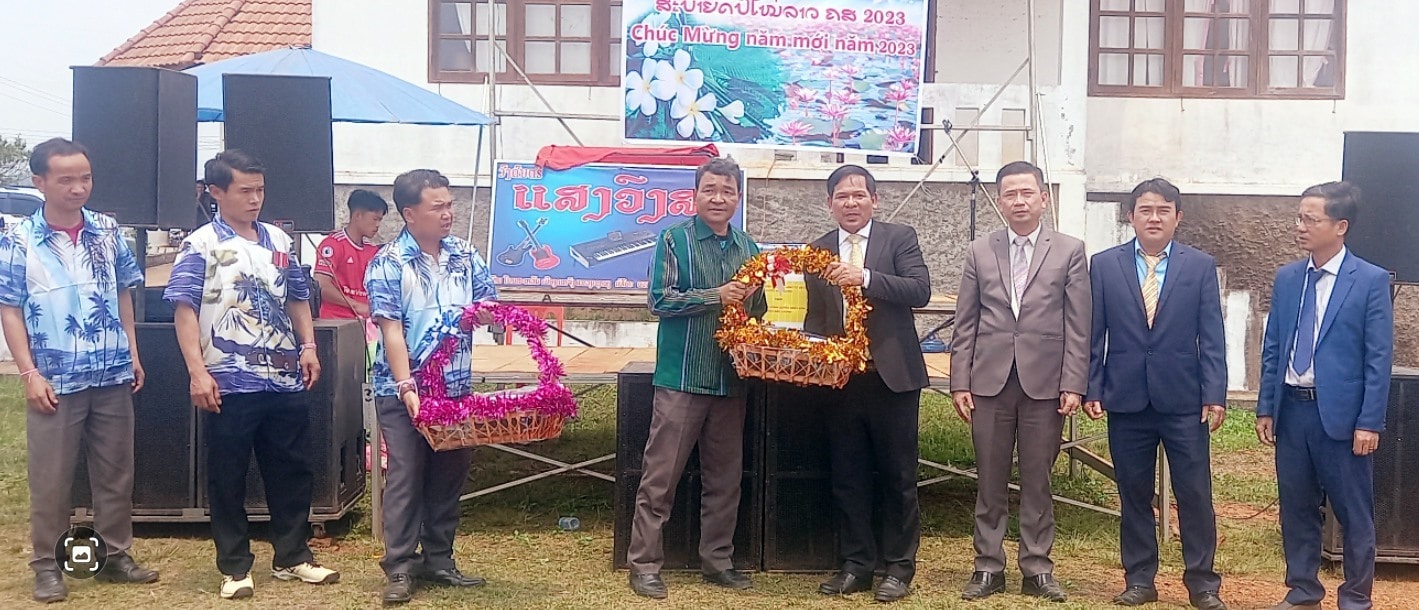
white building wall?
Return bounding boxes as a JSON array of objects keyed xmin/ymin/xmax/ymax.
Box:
[{"xmin": 1084, "ymin": 2, "xmax": 1419, "ymax": 196}]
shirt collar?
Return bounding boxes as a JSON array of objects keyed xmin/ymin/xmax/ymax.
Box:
[
  {"xmin": 692, "ymin": 215, "xmax": 735, "ymax": 242},
  {"xmin": 393, "ymin": 229, "xmax": 460, "ymax": 263},
  {"xmin": 1009, "ymin": 223, "xmax": 1043, "ymax": 246},
  {"xmin": 838, "ymin": 220, "xmax": 873, "ymax": 245},
  {"xmin": 31, "ymin": 207, "xmax": 103, "ymax": 240},
  {"xmin": 210, "ymin": 215, "xmax": 274, "ymax": 248},
  {"xmin": 1308, "ymin": 246, "xmax": 1347, "ymax": 276},
  {"xmin": 1134, "ymin": 239, "xmax": 1173, "ymax": 258}
]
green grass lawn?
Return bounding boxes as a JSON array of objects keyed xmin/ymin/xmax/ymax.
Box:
[{"xmin": 0, "ymin": 379, "xmax": 1373, "ymax": 608}]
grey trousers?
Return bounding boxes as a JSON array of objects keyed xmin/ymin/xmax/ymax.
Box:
[
  {"xmin": 28, "ymin": 384, "xmax": 135, "ymax": 572},
  {"xmin": 627, "ymin": 387, "xmax": 746, "ymax": 575},
  {"xmin": 375, "ymin": 396, "xmax": 475, "ymax": 576},
  {"xmin": 970, "ymin": 368, "xmax": 1064, "ymax": 577}
]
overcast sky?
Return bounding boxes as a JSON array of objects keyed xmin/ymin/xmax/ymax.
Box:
[{"xmin": 1, "ymin": 0, "xmax": 183, "ymax": 143}]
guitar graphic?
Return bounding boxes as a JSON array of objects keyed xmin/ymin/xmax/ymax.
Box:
[
  {"xmin": 519, "ymin": 219, "xmax": 561, "ymax": 270},
  {"xmin": 496, "ymin": 217, "xmax": 547, "ymax": 266}
]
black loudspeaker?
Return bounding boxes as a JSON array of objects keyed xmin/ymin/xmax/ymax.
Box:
[
  {"xmin": 71, "ymin": 66, "xmax": 198, "ymax": 228},
  {"xmin": 612, "ymin": 362, "xmax": 763, "ymax": 571},
  {"xmin": 1325, "ymin": 367, "xmax": 1419, "ymax": 562},
  {"xmin": 1341, "ymin": 131, "xmax": 1419, "ymax": 283},
  {"xmin": 72, "ymin": 320, "xmax": 366, "ymax": 530},
  {"xmin": 222, "ymin": 74, "xmax": 335, "ymax": 232},
  {"xmin": 762, "ymin": 384, "xmax": 840, "ymax": 571},
  {"xmin": 197, "ymin": 319, "xmax": 367, "ymax": 522},
  {"xmin": 72, "ymin": 323, "xmax": 200, "ymax": 515}
]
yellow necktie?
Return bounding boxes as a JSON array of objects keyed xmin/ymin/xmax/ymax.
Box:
[
  {"xmin": 847, "ymin": 234, "xmax": 865, "ymax": 268},
  {"xmin": 1141, "ymin": 251, "xmax": 1165, "ymax": 327}
]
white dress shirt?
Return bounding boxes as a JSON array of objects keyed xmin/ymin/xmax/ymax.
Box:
[
  {"xmin": 1286, "ymin": 246, "xmax": 1347, "ymax": 387},
  {"xmin": 838, "ymin": 220, "xmax": 873, "ymax": 289},
  {"xmin": 1009, "ymin": 223, "xmax": 1043, "ymax": 317}
]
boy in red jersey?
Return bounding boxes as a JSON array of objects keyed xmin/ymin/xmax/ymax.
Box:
[{"xmin": 315, "ymin": 190, "xmax": 387, "ymax": 319}]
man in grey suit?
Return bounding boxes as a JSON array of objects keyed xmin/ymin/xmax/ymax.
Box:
[{"xmin": 950, "ymin": 160, "xmax": 1091, "ymax": 603}]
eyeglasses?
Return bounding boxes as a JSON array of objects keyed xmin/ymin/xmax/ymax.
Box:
[{"xmin": 1295, "ymin": 215, "xmax": 1332, "ymax": 227}]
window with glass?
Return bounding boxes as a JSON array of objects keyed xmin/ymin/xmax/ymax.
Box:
[
  {"xmin": 430, "ymin": 0, "xmax": 623, "ymax": 85},
  {"xmin": 1090, "ymin": 0, "xmax": 1344, "ymax": 98}
]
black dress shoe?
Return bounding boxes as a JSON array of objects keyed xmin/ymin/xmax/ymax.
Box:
[
  {"xmin": 1113, "ymin": 585, "xmax": 1159, "ymax": 606},
  {"xmin": 417, "ymin": 568, "xmax": 486, "ymax": 587},
  {"xmin": 629, "ymin": 572, "xmax": 667, "ymax": 599},
  {"xmin": 702, "ymin": 568, "xmax": 752, "ymax": 590},
  {"xmin": 1190, "ymin": 591, "xmax": 1228, "ymax": 610},
  {"xmin": 383, "ymin": 573, "xmax": 414, "ymax": 605},
  {"xmin": 95, "ymin": 553, "xmax": 159, "ymax": 584},
  {"xmin": 34, "ymin": 570, "xmax": 67, "ymax": 604},
  {"xmin": 874, "ymin": 576, "xmax": 910, "ymax": 603},
  {"xmin": 1022, "ymin": 573, "xmax": 1067, "ymax": 602},
  {"xmin": 961, "ymin": 571, "xmax": 1005, "ymax": 600},
  {"xmin": 819, "ymin": 570, "xmax": 873, "ymax": 595}
]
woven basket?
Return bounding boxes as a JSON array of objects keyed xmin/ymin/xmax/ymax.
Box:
[
  {"xmin": 416, "ymin": 386, "xmax": 567, "ymax": 450},
  {"xmin": 729, "ymin": 343, "xmax": 854, "ymax": 389}
]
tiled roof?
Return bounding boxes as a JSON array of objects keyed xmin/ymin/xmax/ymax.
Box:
[{"xmin": 98, "ymin": 0, "xmax": 311, "ymax": 69}]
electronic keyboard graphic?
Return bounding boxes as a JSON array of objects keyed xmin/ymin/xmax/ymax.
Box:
[{"xmin": 568, "ymin": 230, "xmax": 657, "ymax": 268}]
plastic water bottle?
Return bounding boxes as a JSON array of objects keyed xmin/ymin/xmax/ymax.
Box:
[{"xmin": 558, "ymin": 517, "xmax": 581, "ymax": 531}]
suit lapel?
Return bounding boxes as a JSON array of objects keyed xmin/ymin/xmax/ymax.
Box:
[
  {"xmin": 1024, "ymin": 229, "xmax": 1053, "ymax": 292},
  {"xmin": 1317, "ymin": 255, "xmax": 1358, "ymax": 345},
  {"xmin": 1155, "ymin": 243, "xmax": 1183, "ymax": 318},
  {"xmin": 1117, "ymin": 244, "xmax": 1148, "ymax": 324},
  {"xmin": 992, "ymin": 232, "xmax": 1010, "ymax": 298},
  {"xmin": 864, "ymin": 222, "xmax": 887, "ymax": 271},
  {"xmin": 1278, "ymin": 264, "xmax": 1303, "ymax": 361}
]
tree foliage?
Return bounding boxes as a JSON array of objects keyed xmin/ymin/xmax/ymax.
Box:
[{"xmin": 0, "ymin": 136, "xmax": 31, "ymax": 186}]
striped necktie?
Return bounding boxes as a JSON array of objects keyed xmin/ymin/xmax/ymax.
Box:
[
  {"xmin": 1011, "ymin": 236, "xmax": 1030, "ymax": 307},
  {"xmin": 1141, "ymin": 251, "xmax": 1166, "ymax": 327}
]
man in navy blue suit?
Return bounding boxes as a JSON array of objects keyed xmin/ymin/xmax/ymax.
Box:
[
  {"xmin": 1256, "ymin": 181, "xmax": 1392, "ymax": 610},
  {"xmin": 1083, "ymin": 179, "xmax": 1228, "ymax": 610}
]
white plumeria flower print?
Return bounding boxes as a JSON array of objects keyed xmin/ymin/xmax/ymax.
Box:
[
  {"xmin": 672, "ymin": 91, "xmax": 717, "ymax": 138},
  {"xmin": 639, "ymin": 13, "xmax": 671, "ymax": 57},
  {"xmin": 624, "ymin": 58, "xmax": 661, "ymax": 116},
  {"xmin": 652, "ymin": 49, "xmax": 703, "ymax": 103},
  {"xmin": 718, "ymin": 99, "xmax": 744, "ymax": 125}
]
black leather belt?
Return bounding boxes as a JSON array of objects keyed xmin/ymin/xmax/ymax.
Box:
[{"xmin": 1285, "ymin": 385, "xmax": 1317, "ymax": 402}]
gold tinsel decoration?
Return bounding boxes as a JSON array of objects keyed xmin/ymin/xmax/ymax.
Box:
[{"xmin": 715, "ymin": 246, "xmax": 871, "ymax": 372}]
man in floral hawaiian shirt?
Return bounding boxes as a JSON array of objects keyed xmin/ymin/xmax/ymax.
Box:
[
  {"xmin": 165, "ymin": 149, "xmax": 338, "ymax": 600},
  {"xmin": 0, "ymin": 138, "xmax": 158, "ymax": 603},
  {"xmin": 366, "ymin": 168, "xmax": 497, "ymax": 605}
]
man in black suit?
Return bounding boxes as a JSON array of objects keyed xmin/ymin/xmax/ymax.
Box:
[
  {"xmin": 1083, "ymin": 179, "xmax": 1228, "ymax": 610},
  {"xmin": 804, "ymin": 164, "xmax": 931, "ymax": 603}
]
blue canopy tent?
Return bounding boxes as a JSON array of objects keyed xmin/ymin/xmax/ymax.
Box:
[{"xmin": 184, "ymin": 47, "xmax": 495, "ymax": 238}]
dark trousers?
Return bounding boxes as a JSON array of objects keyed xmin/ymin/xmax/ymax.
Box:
[
  {"xmin": 628, "ymin": 388, "xmax": 746, "ymax": 575},
  {"xmin": 205, "ymin": 391, "xmax": 315, "ymax": 576},
  {"xmin": 1109, "ymin": 406, "xmax": 1221, "ymax": 594},
  {"xmin": 970, "ymin": 367, "xmax": 1063, "ymax": 576},
  {"xmin": 1276, "ymin": 391, "xmax": 1375, "ymax": 610},
  {"xmin": 824, "ymin": 370, "xmax": 921, "ymax": 582},
  {"xmin": 27, "ymin": 384, "xmax": 136, "ymax": 572},
  {"xmin": 375, "ymin": 396, "xmax": 474, "ymax": 576}
]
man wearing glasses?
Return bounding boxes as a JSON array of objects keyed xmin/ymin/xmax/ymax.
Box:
[{"xmin": 1256, "ymin": 181, "xmax": 1392, "ymax": 610}]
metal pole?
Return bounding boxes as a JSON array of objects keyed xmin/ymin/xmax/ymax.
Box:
[
  {"xmin": 486, "ymin": 0, "xmax": 500, "ymax": 177},
  {"xmin": 467, "ymin": 126, "xmax": 485, "ymax": 245},
  {"xmin": 366, "ymin": 385, "xmax": 382, "ymax": 544},
  {"xmin": 1026, "ymin": 0, "xmax": 1040, "ymax": 166}
]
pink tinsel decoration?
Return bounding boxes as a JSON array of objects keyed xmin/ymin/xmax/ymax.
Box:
[{"xmin": 412, "ymin": 301, "xmax": 578, "ymax": 426}]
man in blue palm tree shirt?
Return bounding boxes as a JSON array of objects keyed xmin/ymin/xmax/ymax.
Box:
[
  {"xmin": 0, "ymin": 138, "xmax": 158, "ymax": 603},
  {"xmin": 165, "ymin": 149, "xmax": 339, "ymax": 600},
  {"xmin": 365, "ymin": 169, "xmax": 497, "ymax": 605}
]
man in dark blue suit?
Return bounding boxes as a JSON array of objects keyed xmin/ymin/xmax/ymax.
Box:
[
  {"xmin": 1256, "ymin": 181, "xmax": 1392, "ymax": 610},
  {"xmin": 1083, "ymin": 179, "xmax": 1228, "ymax": 610}
]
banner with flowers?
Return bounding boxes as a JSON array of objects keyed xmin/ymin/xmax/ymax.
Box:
[{"xmin": 622, "ymin": 0, "xmax": 931, "ymax": 155}]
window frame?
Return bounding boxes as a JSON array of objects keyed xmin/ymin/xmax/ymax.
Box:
[
  {"xmin": 1088, "ymin": 0, "xmax": 1346, "ymax": 99},
  {"xmin": 429, "ymin": 0, "xmax": 623, "ymax": 86}
]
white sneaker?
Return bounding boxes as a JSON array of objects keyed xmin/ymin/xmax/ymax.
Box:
[
  {"xmin": 271, "ymin": 561, "xmax": 340, "ymax": 584},
  {"xmin": 220, "ymin": 574, "xmax": 254, "ymax": 599}
]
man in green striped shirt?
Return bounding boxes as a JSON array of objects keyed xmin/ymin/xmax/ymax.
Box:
[{"xmin": 628, "ymin": 157, "xmax": 766, "ymax": 599}]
